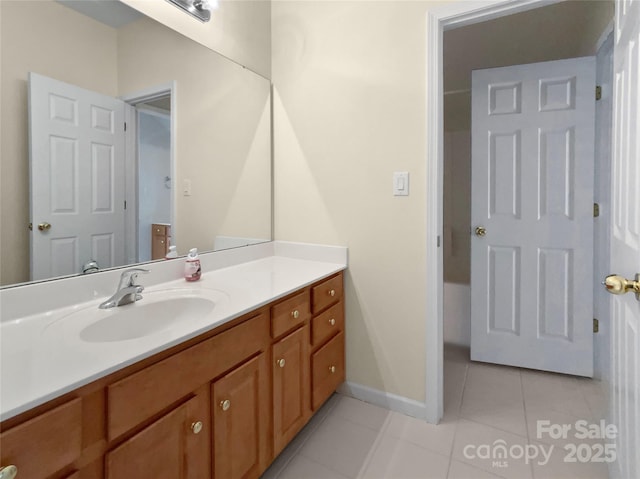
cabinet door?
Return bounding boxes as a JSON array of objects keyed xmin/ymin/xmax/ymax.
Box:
[
  {"xmin": 106, "ymin": 394, "xmax": 208, "ymax": 479},
  {"xmin": 272, "ymin": 325, "xmax": 310, "ymax": 456},
  {"xmin": 212, "ymin": 353, "xmax": 269, "ymax": 479}
]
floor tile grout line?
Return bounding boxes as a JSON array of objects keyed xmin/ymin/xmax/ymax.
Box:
[
  {"xmin": 354, "ymin": 413, "xmax": 394, "ymax": 479},
  {"xmin": 445, "ymin": 360, "xmax": 469, "ymax": 478},
  {"xmin": 519, "ymin": 369, "xmax": 536, "ymax": 479},
  {"xmin": 272, "ymin": 394, "xmax": 341, "ymax": 479}
]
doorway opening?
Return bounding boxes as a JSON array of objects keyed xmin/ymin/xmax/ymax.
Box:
[
  {"xmin": 121, "ymin": 83, "xmax": 176, "ymax": 265},
  {"xmin": 425, "ymin": 0, "xmax": 614, "ymax": 424}
]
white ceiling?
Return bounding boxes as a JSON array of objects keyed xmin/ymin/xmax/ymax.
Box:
[{"xmin": 444, "ymin": 0, "xmax": 614, "ymax": 131}]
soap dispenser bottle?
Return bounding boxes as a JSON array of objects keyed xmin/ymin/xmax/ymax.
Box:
[{"xmin": 184, "ymin": 248, "xmax": 201, "ymax": 281}]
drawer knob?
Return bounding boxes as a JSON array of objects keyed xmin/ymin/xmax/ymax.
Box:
[
  {"xmin": 329, "ymin": 318, "xmax": 336, "ymax": 326},
  {"xmin": 191, "ymin": 421, "xmax": 203, "ymax": 434},
  {"xmin": 291, "ymin": 310, "xmax": 300, "ymax": 319},
  {"xmin": 329, "ymin": 289, "xmax": 336, "ymax": 297},
  {"xmin": 277, "ymin": 358, "xmax": 286, "ymax": 368},
  {"xmin": 329, "ymin": 366, "xmax": 336, "ymax": 374},
  {"xmin": 220, "ymin": 399, "xmax": 231, "ymax": 411},
  {"xmin": 0, "ymin": 466, "xmax": 17, "ymax": 479}
]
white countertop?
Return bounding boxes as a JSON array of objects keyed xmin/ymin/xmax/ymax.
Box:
[{"xmin": 0, "ymin": 242, "xmax": 347, "ymax": 421}]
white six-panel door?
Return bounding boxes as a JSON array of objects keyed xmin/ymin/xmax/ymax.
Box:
[
  {"xmin": 29, "ymin": 73, "xmax": 126, "ymax": 280},
  {"xmin": 471, "ymin": 58, "xmax": 596, "ymax": 377},
  {"xmin": 609, "ymin": 0, "xmax": 640, "ymax": 477}
]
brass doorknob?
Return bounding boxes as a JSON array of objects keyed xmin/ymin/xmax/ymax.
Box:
[
  {"xmin": 329, "ymin": 366, "xmax": 336, "ymax": 374},
  {"xmin": 191, "ymin": 421, "xmax": 203, "ymax": 434},
  {"xmin": 475, "ymin": 226, "xmax": 486, "ymax": 237},
  {"xmin": 38, "ymin": 222, "xmax": 51, "ymax": 232},
  {"xmin": 603, "ymin": 274, "xmax": 640, "ymax": 300},
  {"xmin": 0, "ymin": 466, "xmax": 18, "ymax": 479},
  {"xmin": 291, "ymin": 310, "xmax": 300, "ymax": 319},
  {"xmin": 220, "ymin": 399, "xmax": 231, "ymax": 411},
  {"xmin": 329, "ymin": 318, "xmax": 336, "ymax": 326},
  {"xmin": 277, "ymin": 358, "xmax": 286, "ymax": 368},
  {"xmin": 329, "ymin": 289, "xmax": 336, "ymax": 297}
]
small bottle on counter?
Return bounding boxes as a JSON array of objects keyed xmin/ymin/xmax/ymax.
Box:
[
  {"xmin": 165, "ymin": 245, "xmax": 178, "ymax": 259},
  {"xmin": 184, "ymin": 248, "xmax": 201, "ymax": 281}
]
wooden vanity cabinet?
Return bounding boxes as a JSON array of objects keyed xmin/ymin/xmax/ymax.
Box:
[
  {"xmin": 151, "ymin": 223, "xmax": 171, "ymax": 260},
  {"xmin": 105, "ymin": 391, "xmax": 209, "ymax": 479},
  {"xmin": 272, "ymin": 325, "xmax": 310, "ymax": 455},
  {"xmin": 0, "ymin": 272, "xmax": 345, "ymax": 479},
  {"xmin": 310, "ymin": 274, "xmax": 346, "ymax": 411},
  {"xmin": 212, "ymin": 353, "xmax": 270, "ymax": 479}
]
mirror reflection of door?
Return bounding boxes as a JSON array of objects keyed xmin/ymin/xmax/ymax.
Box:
[
  {"xmin": 29, "ymin": 73, "xmax": 126, "ymax": 281},
  {"xmin": 135, "ymin": 100, "xmax": 172, "ymax": 262}
]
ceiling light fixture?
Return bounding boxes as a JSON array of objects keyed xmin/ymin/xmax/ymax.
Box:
[{"xmin": 166, "ymin": 0, "xmax": 212, "ymax": 23}]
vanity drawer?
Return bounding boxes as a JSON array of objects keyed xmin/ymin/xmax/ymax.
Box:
[
  {"xmin": 311, "ymin": 274, "xmax": 343, "ymax": 314},
  {"xmin": 271, "ymin": 291, "xmax": 310, "ymax": 339},
  {"xmin": 0, "ymin": 398, "xmax": 82, "ymax": 479},
  {"xmin": 107, "ymin": 313, "xmax": 269, "ymax": 440},
  {"xmin": 152, "ymin": 224, "xmax": 170, "ymax": 236},
  {"xmin": 311, "ymin": 301, "xmax": 343, "ymax": 347},
  {"xmin": 311, "ymin": 331, "xmax": 345, "ymax": 410}
]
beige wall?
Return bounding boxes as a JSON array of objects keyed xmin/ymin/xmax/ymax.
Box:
[
  {"xmin": 272, "ymin": 0, "xmax": 614, "ymax": 403},
  {"xmin": 120, "ymin": 0, "xmax": 271, "ymax": 78},
  {"xmin": 118, "ymin": 17, "xmax": 271, "ymax": 254},
  {"xmin": 0, "ymin": 0, "xmax": 118, "ymax": 286},
  {"xmin": 272, "ymin": 1, "xmax": 446, "ymax": 402}
]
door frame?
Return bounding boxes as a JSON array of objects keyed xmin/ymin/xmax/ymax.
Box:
[
  {"xmin": 120, "ymin": 82, "xmax": 177, "ymax": 265},
  {"xmin": 424, "ymin": 0, "xmax": 571, "ymax": 424}
]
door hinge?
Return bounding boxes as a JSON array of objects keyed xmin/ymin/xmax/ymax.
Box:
[
  {"xmin": 124, "ymin": 200, "xmax": 127, "ymax": 210},
  {"xmin": 596, "ymin": 86, "xmax": 602, "ymax": 101},
  {"xmin": 124, "ymin": 122, "xmax": 127, "ymax": 132},
  {"xmin": 594, "ymin": 203, "xmax": 600, "ymax": 217},
  {"xmin": 437, "ymin": 235, "xmax": 441, "ymax": 247},
  {"xmin": 593, "ymin": 318, "xmax": 599, "ymax": 333}
]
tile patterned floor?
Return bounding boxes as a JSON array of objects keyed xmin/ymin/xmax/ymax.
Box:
[{"xmin": 262, "ymin": 345, "xmax": 610, "ymax": 479}]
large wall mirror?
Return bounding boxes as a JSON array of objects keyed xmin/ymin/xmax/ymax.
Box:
[{"xmin": 1, "ymin": 0, "xmax": 272, "ymax": 287}]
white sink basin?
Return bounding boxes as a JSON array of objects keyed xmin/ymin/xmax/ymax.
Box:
[{"xmin": 43, "ymin": 288, "xmax": 229, "ymax": 343}]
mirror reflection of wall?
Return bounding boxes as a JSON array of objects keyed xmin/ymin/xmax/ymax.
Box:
[{"xmin": 0, "ymin": 0, "xmax": 272, "ymax": 287}]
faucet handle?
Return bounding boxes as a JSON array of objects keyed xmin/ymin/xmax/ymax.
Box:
[{"xmin": 119, "ymin": 268, "xmax": 150, "ymax": 287}]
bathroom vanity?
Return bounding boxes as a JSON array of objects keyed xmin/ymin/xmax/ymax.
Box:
[{"xmin": 0, "ymin": 243, "xmax": 346, "ymax": 479}]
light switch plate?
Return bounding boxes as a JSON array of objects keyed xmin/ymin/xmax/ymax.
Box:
[
  {"xmin": 393, "ymin": 171, "xmax": 409, "ymax": 196},
  {"xmin": 183, "ymin": 179, "xmax": 192, "ymax": 196}
]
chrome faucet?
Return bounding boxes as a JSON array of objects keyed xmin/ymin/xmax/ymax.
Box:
[{"xmin": 99, "ymin": 268, "xmax": 149, "ymax": 309}]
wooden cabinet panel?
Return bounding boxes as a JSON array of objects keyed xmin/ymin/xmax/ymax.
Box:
[
  {"xmin": 151, "ymin": 224, "xmax": 171, "ymax": 260},
  {"xmin": 272, "ymin": 325, "xmax": 310, "ymax": 456},
  {"xmin": 311, "ymin": 301, "xmax": 344, "ymax": 347},
  {"xmin": 311, "ymin": 332, "xmax": 345, "ymax": 411},
  {"xmin": 311, "ymin": 274, "xmax": 343, "ymax": 314},
  {"xmin": 271, "ymin": 291, "xmax": 310, "ymax": 339},
  {"xmin": 107, "ymin": 313, "xmax": 268, "ymax": 440},
  {"xmin": 106, "ymin": 394, "xmax": 208, "ymax": 479},
  {"xmin": 212, "ymin": 354, "xmax": 269, "ymax": 479},
  {"xmin": 0, "ymin": 398, "xmax": 82, "ymax": 479}
]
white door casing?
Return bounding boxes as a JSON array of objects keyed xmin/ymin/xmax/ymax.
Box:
[
  {"xmin": 29, "ymin": 73, "xmax": 126, "ymax": 280},
  {"xmin": 609, "ymin": 0, "xmax": 640, "ymax": 477},
  {"xmin": 471, "ymin": 58, "xmax": 596, "ymax": 377}
]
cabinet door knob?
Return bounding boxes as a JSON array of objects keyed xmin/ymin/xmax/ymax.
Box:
[
  {"xmin": 328, "ymin": 289, "xmax": 336, "ymax": 297},
  {"xmin": 291, "ymin": 310, "xmax": 300, "ymax": 319},
  {"xmin": 220, "ymin": 399, "xmax": 231, "ymax": 411},
  {"xmin": 277, "ymin": 358, "xmax": 286, "ymax": 368},
  {"xmin": 329, "ymin": 318, "xmax": 336, "ymax": 326},
  {"xmin": 191, "ymin": 421, "xmax": 203, "ymax": 434},
  {"xmin": 0, "ymin": 466, "xmax": 18, "ymax": 479},
  {"xmin": 329, "ymin": 366, "xmax": 336, "ymax": 374}
]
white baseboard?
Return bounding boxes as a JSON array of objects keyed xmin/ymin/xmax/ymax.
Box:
[{"xmin": 338, "ymin": 381, "xmax": 434, "ymax": 423}]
